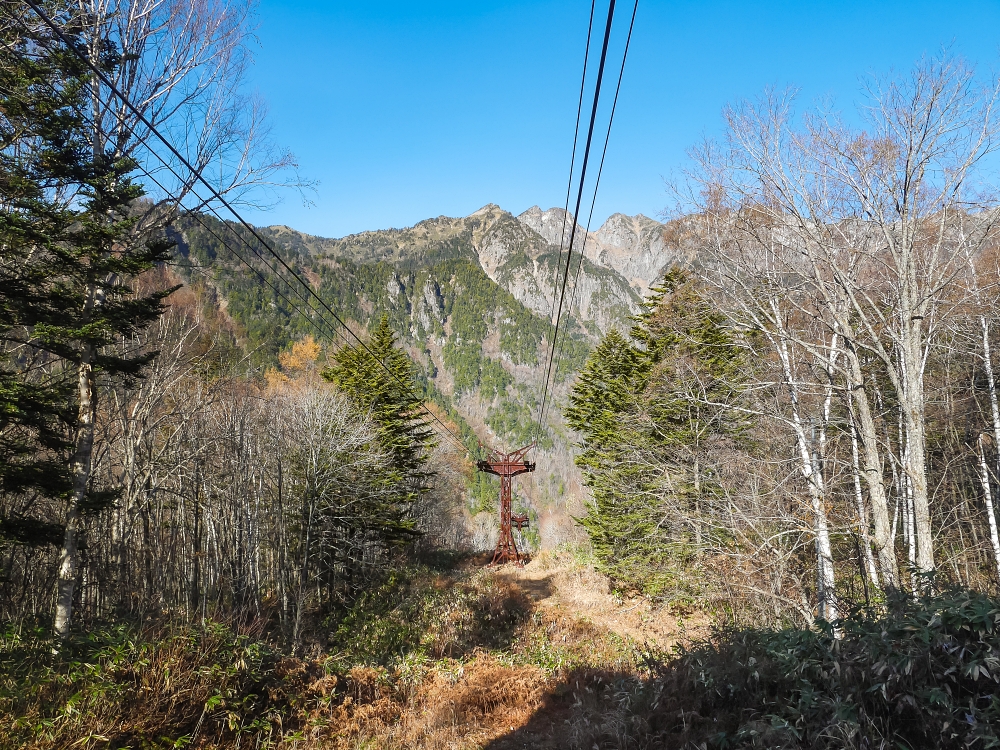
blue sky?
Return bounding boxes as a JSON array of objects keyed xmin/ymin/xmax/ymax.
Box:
[{"xmin": 241, "ymin": 0, "xmax": 1000, "ymax": 238}]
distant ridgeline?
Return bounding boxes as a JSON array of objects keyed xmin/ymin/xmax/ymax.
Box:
[
  {"xmin": 169, "ymin": 206, "xmax": 676, "ymax": 442},
  {"xmin": 168, "ymin": 204, "xmax": 679, "ymax": 530}
]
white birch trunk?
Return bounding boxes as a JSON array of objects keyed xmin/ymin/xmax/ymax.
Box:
[
  {"xmin": 979, "ymin": 316, "xmax": 1000, "ymax": 578},
  {"xmin": 976, "ymin": 437, "xmax": 1000, "ymax": 579},
  {"xmin": 771, "ymin": 309, "xmax": 838, "ymax": 622},
  {"xmin": 850, "ymin": 421, "xmax": 880, "ymax": 588},
  {"xmin": 54, "ymin": 342, "xmax": 97, "ymax": 639}
]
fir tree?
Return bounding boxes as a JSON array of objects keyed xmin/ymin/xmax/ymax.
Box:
[
  {"xmin": 323, "ymin": 316, "xmax": 435, "ymax": 509},
  {"xmin": 0, "ymin": 5, "xmax": 175, "ymax": 635},
  {"xmin": 0, "ymin": 2, "xmax": 87, "ymax": 541},
  {"xmin": 565, "ymin": 270, "xmax": 752, "ymax": 595}
]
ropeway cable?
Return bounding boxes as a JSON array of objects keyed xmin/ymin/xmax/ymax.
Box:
[
  {"xmin": 16, "ymin": 53, "xmax": 471, "ymax": 457},
  {"xmin": 541, "ymin": 0, "xmax": 595, "ymax": 406},
  {"xmin": 533, "ymin": 0, "xmax": 619, "ymax": 447},
  {"xmin": 21, "ymin": 1, "xmax": 471, "ymax": 454},
  {"xmin": 538, "ymin": 0, "xmax": 638, "ymax": 431}
]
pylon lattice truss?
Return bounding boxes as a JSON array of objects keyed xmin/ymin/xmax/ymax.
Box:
[{"xmin": 476, "ymin": 444, "xmax": 536, "ymax": 565}]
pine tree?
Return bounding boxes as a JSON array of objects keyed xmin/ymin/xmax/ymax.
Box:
[
  {"xmin": 323, "ymin": 315, "xmax": 435, "ymax": 509},
  {"xmin": 0, "ymin": 5, "xmax": 175, "ymax": 635}
]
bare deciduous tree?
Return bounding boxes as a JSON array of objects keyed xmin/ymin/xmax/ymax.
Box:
[
  {"xmin": 682, "ymin": 55, "xmax": 1000, "ymax": 590},
  {"xmin": 50, "ymin": 0, "xmax": 310, "ymax": 638},
  {"xmin": 81, "ymin": 0, "xmax": 306, "ymax": 209}
]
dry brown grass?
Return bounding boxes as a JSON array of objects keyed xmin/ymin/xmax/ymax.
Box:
[
  {"xmin": 2, "ymin": 552, "xmax": 711, "ymax": 750},
  {"xmin": 296, "ymin": 552, "xmax": 682, "ymax": 749},
  {"xmin": 499, "ymin": 548, "xmax": 712, "ymax": 648},
  {"xmin": 313, "ymin": 656, "xmax": 551, "ymax": 749}
]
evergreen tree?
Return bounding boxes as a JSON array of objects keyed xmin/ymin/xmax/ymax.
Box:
[
  {"xmin": 565, "ymin": 270, "xmax": 751, "ymax": 595},
  {"xmin": 0, "ymin": 2, "xmax": 87, "ymax": 542},
  {"xmin": 323, "ymin": 316, "xmax": 435, "ymax": 508},
  {"xmin": 0, "ymin": 5, "xmax": 174, "ymax": 635}
]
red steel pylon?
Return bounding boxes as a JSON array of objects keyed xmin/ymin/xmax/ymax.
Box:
[{"xmin": 476, "ymin": 444, "xmax": 536, "ymax": 565}]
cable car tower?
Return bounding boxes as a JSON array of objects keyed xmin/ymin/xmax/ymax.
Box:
[{"xmin": 477, "ymin": 444, "xmax": 536, "ymax": 565}]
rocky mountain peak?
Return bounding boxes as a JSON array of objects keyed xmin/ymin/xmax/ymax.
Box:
[
  {"xmin": 516, "ymin": 206, "xmax": 578, "ymax": 249},
  {"xmin": 471, "ymin": 203, "xmax": 503, "ymax": 217},
  {"xmin": 254, "ymin": 204, "xmax": 688, "ymax": 334},
  {"xmin": 513, "ymin": 207, "xmax": 679, "ymax": 296}
]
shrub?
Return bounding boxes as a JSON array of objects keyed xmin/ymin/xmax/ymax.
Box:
[
  {"xmin": 648, "ymin": 587, "xmax": 1000, "ymax": 748},
  {"xmin": 0, "ymin": 620, "xmax": 303, "ymax": 749}
]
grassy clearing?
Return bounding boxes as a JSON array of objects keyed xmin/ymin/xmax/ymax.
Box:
[
  {"xmin": 0, "ymin": 554, "xmax": 643, "ymax": 749},
  {"xmin": 6, "ymin": 556, "xmax": 1000, "ymax": 749}
]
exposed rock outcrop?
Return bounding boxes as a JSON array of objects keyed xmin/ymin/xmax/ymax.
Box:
[
  {"xmin": 262, "ymin": 203, "xmax": 678, "ymax": 336},
  {"xmin": 516, "ymin": 206, "xmax": 688, "ymax": 297}
]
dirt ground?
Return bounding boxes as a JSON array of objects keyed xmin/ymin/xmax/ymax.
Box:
[
  {"xmin": 336, "ymin": 550, "xmax": 712, "ymax": 750},
  {"xmin": 496, "ymin": 551, "xmax": 710, "ymax": 649}
]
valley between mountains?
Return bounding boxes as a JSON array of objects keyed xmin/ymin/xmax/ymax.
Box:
[{"xmin": 172, "ymin": 204, "xmax": 682, "ymax": 550}]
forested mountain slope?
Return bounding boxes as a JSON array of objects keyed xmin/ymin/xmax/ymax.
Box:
[
  {"xmin": 169, "ymin": 204, "xmax": 677, "ymax": 548},
  {"xmin": 259, "ymin": 204, "xmax": 660, "ymax": 332}
]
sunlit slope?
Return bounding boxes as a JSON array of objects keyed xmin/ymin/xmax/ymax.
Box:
[
  {"xmin": 169, "ymin": 204, "xmax": 674, "ymax": 547},
  {"xmin": 260, "ymin": 204, "xmax": 649, "ymax": 333}
]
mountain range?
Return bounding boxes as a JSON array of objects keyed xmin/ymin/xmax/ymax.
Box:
[
  {"xmin": 261, "ymin": 204, "xmax": 685, "ymax": 329},
  {"xmin": 175, "ymin": 204, "xmax": 679, "ymax": 548}
]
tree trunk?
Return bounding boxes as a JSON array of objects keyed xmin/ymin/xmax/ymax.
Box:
[
  {"xmin": 292, "ymin": 490, "xmax": 314, "ymax": 656},
  {"xmin": 979, "ymin": 317, "xmax": 1000, "ymax": 579},
  {"xmin": 901, "ymin": 329, "xmax": 934, "ymax": 578},
  {"xmin": 693, "ymin": 457, "xmax": 702, "ymax": 553},
  {"xmin": 850, "ymin": 420, "xmax": 880, "ymax": 589},
  {"xmin": 844, "ymin": 346, "xmax": 900, "ymax": 588},
  {"xmin": 976, "ymin": 437, "xmax": 1000, "ymax": 580},
  {"xmin": 276, "ymin": 459, "xmax": 291, "ymax": 640},
  {"xmin": 770, "ymin": 323, "xmax": 838, "ymax": 622},
  {"xmin": 54, "ymin": 343, "xmax": 97, "ymax": 640},
  {"xmin": 808, "ymin": 437, "xmax": 837, "ymax": 622}
]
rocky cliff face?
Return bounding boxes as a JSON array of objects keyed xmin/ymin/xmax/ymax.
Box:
[
  {"xmin": 516, "ymin": 206, "xmax": 689, "ymax": 298},
  {"xmin": 236, "ymin": 204, "xmax": 684, "ymax": 549},
  {"xmin": 265, "ymin": 203, "xmax": 678, "ymax": 334}
]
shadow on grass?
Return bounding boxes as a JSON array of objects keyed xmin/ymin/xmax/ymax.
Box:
[
  {"xmin": 483, "ymin": 587, "xmax": 1000, "ymax": 750},
  {"xmin": 327, "ymin": 562, "xmax": 535, "ymax": 666},
  {"xmin": 514, "ymin": 574, "xmax": 555, "ymax": 602},
  {"xmin": 482, "ymin": 666, "xmax": 656, "ymax": 750}
]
